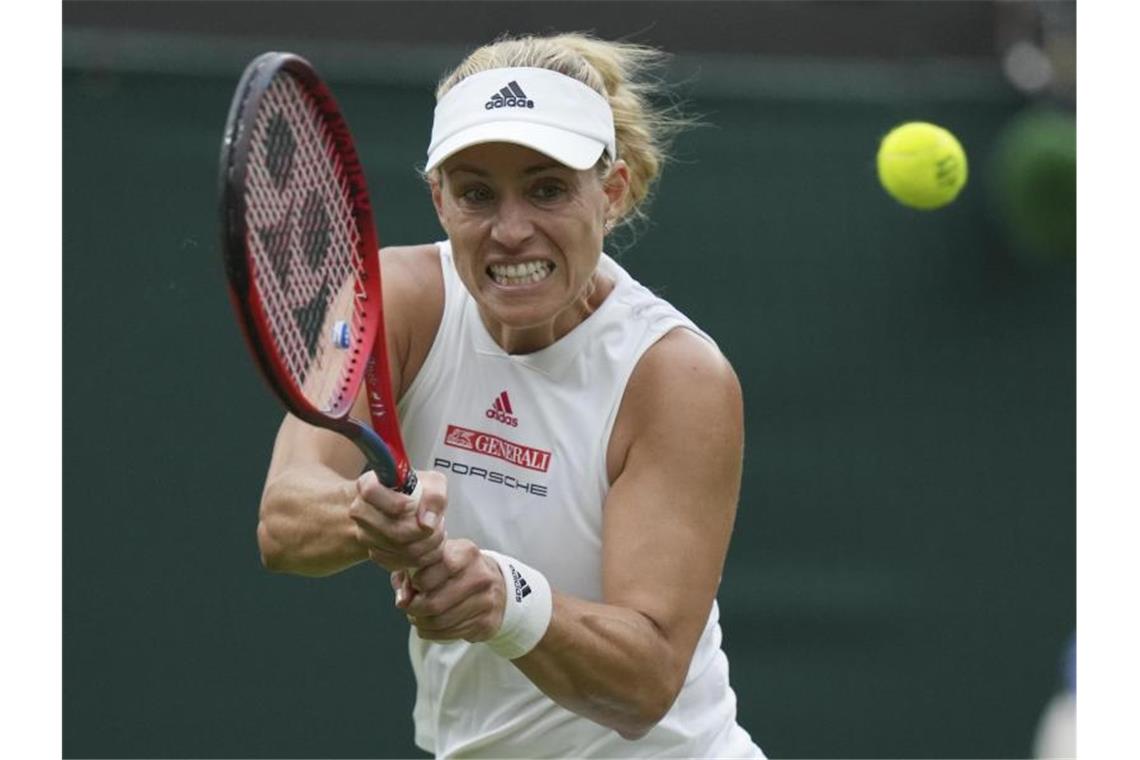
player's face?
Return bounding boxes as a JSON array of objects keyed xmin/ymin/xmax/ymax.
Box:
[{"xmin": 432, "ymin": 142, "xmax": 628, "ymax": 353}]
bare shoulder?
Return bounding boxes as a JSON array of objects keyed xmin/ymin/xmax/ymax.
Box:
[
  {"xmin": 378, "ymin": 244, "xmax": 445, "ymax": 397},
  {"xmin": 380, "ymin": 243, "xmax": 443, "ymax": 286},
  {"xmin": 637, "ymin": 328, "xmax": 739, "ymax": 396},
  {"xmin": 607, "ymin": 328, "xmax": 743, "ymax": 483},
  {"xmin": 379, "ymin": 243, "xmax": 445, "ymax": 319},
  {"xmin": 626, "ymin": 328, "xmax": 742, "ymax": 428}
]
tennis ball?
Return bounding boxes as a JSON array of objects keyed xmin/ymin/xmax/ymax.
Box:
[{"xmin": 876, "ymin": 122, "xmax": 968, "ymax": 210}]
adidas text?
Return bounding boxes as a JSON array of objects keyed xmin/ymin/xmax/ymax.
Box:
[
  {"xmin": 486, "ymin": 97, "xmax": 534, "ymax": 110},
  {"xmin": 486, "ymin": 408, "xmax": 518, "ymax": 426}
]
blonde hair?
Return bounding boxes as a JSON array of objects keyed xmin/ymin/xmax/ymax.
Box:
[{"xmin": 432, "ymin": 32, "xmax": 694, "ymax": 230}]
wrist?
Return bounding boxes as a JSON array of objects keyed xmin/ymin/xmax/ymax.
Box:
[{"xmin": 481, "ymin": 550, "xmax": 553, "ymax": 659}]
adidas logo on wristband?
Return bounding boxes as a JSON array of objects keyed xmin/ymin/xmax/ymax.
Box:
[{"xmin": 509, "ymin": 564, "xmax": 533, "ymax": 602}]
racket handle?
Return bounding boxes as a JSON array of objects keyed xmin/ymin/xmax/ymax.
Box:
[
  {"xmin": 406, "ymin": 476, "xmax": 423, "ymax": 507},
  {"xmin": 401, "ymin": 468, "xmax": 421, "ymax": 499},
  {"xmin": 348, "ymin": 418, "xmax": 418, "ymax": 495}
]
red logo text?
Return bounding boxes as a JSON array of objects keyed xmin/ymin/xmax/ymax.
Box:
[{"xmin": 444, "ymin": 425, "xmax": 552, "ymax": 472}]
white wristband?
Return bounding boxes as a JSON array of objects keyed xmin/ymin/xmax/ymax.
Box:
[{"xmin": 481, "ymin": 550, "xmax": 553, "ymax": 659}]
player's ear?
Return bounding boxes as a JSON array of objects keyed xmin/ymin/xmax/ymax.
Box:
[{"xmin": 601, "ymin": 159, "xmax": 630, "ymax": 219}]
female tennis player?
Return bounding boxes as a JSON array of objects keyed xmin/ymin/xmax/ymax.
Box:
[{"xmin": 257, "ymin": 32, "xmax": 764, "ymax": 758}]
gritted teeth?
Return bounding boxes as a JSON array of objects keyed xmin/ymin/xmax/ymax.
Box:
[{"xmin": 487, "ymin": 260, "xmax": 555, "ymax": 285}]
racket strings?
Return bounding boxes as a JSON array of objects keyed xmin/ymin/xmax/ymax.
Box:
[{"xmin": 244, "ymin": 73, "xmax": 369, "ymax": 411}]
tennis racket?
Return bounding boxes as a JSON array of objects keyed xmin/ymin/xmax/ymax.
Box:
[{"xmin": 218, "ymin": 51, "xmax": 418, "ymax": 498}]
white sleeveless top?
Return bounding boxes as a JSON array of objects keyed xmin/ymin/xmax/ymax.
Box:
[{"xmin": 396, "ymin": 241, "xmax": 764, "ymax": 758}]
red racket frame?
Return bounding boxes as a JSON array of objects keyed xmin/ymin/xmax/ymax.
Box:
[{"xmin": 219, "ymin": 52, "xmax": 415, "ymax": 494}]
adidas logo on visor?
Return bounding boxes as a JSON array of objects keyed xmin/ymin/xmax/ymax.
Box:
[{"xmin": 485, "ymin": 81, "xmax": 535, "ymax": 110}]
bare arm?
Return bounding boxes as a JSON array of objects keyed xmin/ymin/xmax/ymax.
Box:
[
  {"xmin": 257, "ymin": 408, "xmax": 370, "ymax": 577},
  {"xmin": 401, "ymin": 328, "xmax": 744, "ymax": 739},
  {"xmin": 256, "ymin": 245, "xmax": 445, "ymax": 577},
  {"xmin": 515, "ymin": 330, "xmax": 743, "ymax": 738}
]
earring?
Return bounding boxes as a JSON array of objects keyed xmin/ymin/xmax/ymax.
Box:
[{"xmin": 604, "ymin": 220, "xmax": 614, "ymax": 234}]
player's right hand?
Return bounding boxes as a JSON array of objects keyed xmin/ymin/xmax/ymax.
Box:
[
  {"xmin": 391, "ymin": 539, "xmax": 506, "ymax": 643},
  {"xmin": 349, "ymin": 469, "xmax": 448, "ymax": 572}
]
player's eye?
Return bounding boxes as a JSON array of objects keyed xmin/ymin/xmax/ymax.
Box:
[
  {"xmin": 459, "ymin": 185, "xmax": 494, "ymax": 205},
  {"xmin": 530, "ymin": 181, "xmax": 567, "ymax": 202}
]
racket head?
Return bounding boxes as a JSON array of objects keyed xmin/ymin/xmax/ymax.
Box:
[{"xmin": 219, "ymin": 52, "xmax": 380, "ymax": 427}]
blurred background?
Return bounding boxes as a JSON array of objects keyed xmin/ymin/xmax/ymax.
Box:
[{"xmin": 62, "ymin": 1, "xmax": 1075, "ymax": 757}]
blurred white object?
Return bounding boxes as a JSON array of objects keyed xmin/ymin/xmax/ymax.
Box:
[
  {"xmin": 1034, "ymin": 636, "xmax": 1076, "ymax": 758},
  {"xmin": 1033, "ymin": 691, "xmax": 1075, "ymax": 758},
  {"xmin": 1003, "ymin": 40, "xmax": 1054, "ymax": 93}
]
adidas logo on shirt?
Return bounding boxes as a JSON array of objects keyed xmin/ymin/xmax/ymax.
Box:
[
  {"xmin": 486, "ymin": 390, "xmax": 519, "ymax": 427},
  {"xmin": 509, "ymin": 564, "xmax": 533, "ymax": 603},
  {"xmin": 485, "ymin": 81, "xmax": 535, "ymax": 110}
]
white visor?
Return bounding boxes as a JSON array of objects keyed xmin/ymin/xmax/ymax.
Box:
[{"xmin": 426, "ymin": 67, "xmax": 616, "ymax": 172}]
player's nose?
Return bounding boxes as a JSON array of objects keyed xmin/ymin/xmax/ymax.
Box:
[{"xmin": 489, "ymin": 196, "xmax": 536, "ymax": 248}]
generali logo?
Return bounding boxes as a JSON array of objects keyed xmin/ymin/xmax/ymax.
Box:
[
  {"xmin": 444, "ymin": 424, "xmax": 551, "ymax": 472},
  {"xmin": 486, "ymin": 390, "xmax": 519, "ymax": 427}
]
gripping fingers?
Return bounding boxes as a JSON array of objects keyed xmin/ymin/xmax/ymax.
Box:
[
  {"xmin": 391, "ymin": 570, "xmax": 416, "ymax": 608},
  {"xmin": 351, "ymin": 503, "xmax": 435, "ymax": 547},
  {"xmin": 407, "ymin": 594, "xmax": 497, "ymax": 641},
  {"xmin": 357, "ymin": 471, "xmax": 420, "ymax": 519},
  {"xmin": 414, "ymin": 471, "xmax": 447, "ymax": 531},
  {"xmin": 351, "ymin": 471, "xmax": 446, "ymax": 564},
  {"xmin": 404, "ymin": 543, "xmax": 498, "ymax": 638},
  {"xmin": 408, "ymin": 539, "xmax": 479, "ymax": 594},
  {"xmin": 352, "ymin": 486, "xmax": 425, "ymax": 536},
  {"xmin": 367, "ymin": 531, "xmax": 443, "ymax": 573},
  {"xmin": 405, "ymin": 529, "xmax": 446, "ymax": 567}
]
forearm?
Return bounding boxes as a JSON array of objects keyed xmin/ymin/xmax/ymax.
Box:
[
  {"xmin": 257, "ymin": 466, "xmax": 367, "ymax": 577},
  {"xmin": 513, "ymin": 594, "xmax": 684, "ymax": 740}
]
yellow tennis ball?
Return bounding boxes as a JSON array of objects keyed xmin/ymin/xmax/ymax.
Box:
[{"xmin": 876, "ymin": 122, "xmax": 968, "ymax": 210}]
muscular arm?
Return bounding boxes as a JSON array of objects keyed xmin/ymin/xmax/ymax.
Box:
[
  {"xmin": 513, "ymin": 329, "xmax": 744, "ymax": 738},
  {"xmin": 256, "ymin": 245, "xmax": 444, "ymax": 577},
  {"xmin": 256, "ymin": 409, "xmax": 370, "ymax": 577}
]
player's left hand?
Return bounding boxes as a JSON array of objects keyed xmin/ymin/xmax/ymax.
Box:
[{"xmin": 391, "ymin": 538, "xmax": 506, "ymax": 643}]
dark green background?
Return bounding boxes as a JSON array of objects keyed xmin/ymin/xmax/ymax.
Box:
[{"xmin": 63, "ymin": 28, "xmax": 1074, "ymax": 760}]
